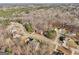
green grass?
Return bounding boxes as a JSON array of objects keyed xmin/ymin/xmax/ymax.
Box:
[
  {"xmin": 0, "ymin": 19, "xmax": 10, "ymax": 27},
  {"xmin": 0, "ymin": 7, "xmax": 31, "ymax": 17}
]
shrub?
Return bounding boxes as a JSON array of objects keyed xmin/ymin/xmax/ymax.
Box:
[
  {"xmin": 59, "ymin": 36, "xmax": 65, "ymax": 42},
  {"xmin": 5, "ymin": 47, "xmax": 12, "ymax": 54},
  {"xmin": 67, "ymin": 39, "xmax": 77, "ymax": 47},
  {"xmin": 15, "ymin": 19, "xmax": 22, "ymax": 24},
  {"xmin": 24, "ymin": 22, "xmax": 34, "ymax": 33},
  {"xmin": 43, "ymin": 29, "xmax": 56, "ymax": 39}
]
